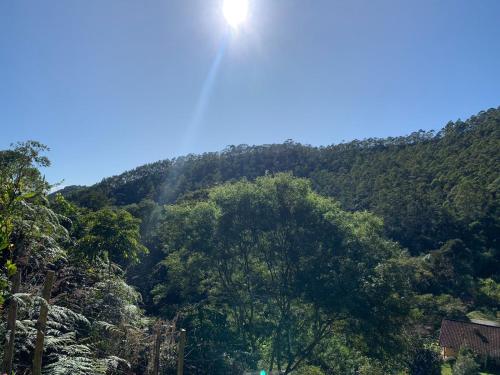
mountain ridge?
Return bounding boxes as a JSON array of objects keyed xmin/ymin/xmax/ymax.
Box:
[{"xmin": 59, "ymin": 107, "xmax": 499, "ymax": 257}]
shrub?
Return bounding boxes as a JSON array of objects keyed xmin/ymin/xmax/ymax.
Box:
[
  {"xmin": 408, "ymin": 347, "xmax": 441, "ymax": 375},
  {"xmin": 453, "ymin": 348, "xmax": 479, "ymax": 375}
]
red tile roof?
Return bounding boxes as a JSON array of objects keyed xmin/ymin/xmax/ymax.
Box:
[{"xmin": 439, "ymin": 319, "xmax": 500, "ymax": 358}]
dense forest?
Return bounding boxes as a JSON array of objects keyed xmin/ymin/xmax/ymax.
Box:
[{"xmin": 1, "ymin": 107, "xmax": 499, "ymax": 374}]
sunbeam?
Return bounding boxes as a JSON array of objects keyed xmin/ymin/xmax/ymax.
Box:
[{"xmin": 179, "ymin": 32, "xmax": 229, "ymax": 154}]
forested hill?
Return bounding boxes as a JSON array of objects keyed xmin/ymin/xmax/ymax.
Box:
[
  {"xmin": 2, "ymin": 107, "xmax": 498, "ymax": 374},
  {"xmin": 61, "ymin": 107, "xmax": 499, "ymax": 258}
]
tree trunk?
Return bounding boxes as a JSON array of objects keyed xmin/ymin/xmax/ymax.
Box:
[
  {"xmin": 32, "ymin": 270, "xmax": 55, "ymax": 375},
  {"xmin": 2, "ymin": 270, "xmax": 21, "ymax": 375},
  {"xmin": 176, "ymin": 329, "xmax": 187, "ymax": 375}
]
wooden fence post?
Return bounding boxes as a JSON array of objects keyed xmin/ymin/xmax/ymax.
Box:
[
  {"xmin": 2, "ymin": 270, "xmax": 21, "ymax": 374},
  {"xmin": 32, "ymin": 270, "xmax": 55, "ymax": 375},
  {"xmin": 152, "ymin": 321, "xmax": 162, "ymax": 375},
  {"xmin": 176, "ymin": 329, "xmax": 186, "ymax": 375}
]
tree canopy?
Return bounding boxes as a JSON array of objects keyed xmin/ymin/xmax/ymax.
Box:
[{"xmin": 154, "ymin": 174, "xmax": 413, "ymax": 373}]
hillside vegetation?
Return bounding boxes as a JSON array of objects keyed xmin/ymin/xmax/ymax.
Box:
[
  {"xmin": 63, "ymin": 108, "xmax": 499, "ymax": 257},
  {"xmin": 1, "ymin": 107, "xmax": 499, "ymax": 374}
]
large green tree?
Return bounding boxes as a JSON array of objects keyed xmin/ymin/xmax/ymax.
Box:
[
  {"xmin": 0, "ymin": 141, "xmax": 67, "ymax": 304},
  {"xmin": 76, "ymin": 207, "xmax": 148, "ymax": 268},
  {"xmin": 156, "ymin": 174, "xmax": 413, "ymax": 373}
]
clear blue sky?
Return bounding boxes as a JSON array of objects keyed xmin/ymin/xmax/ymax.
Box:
[{"xmin": 1, "ymin": 0, "xmax": 499, "ymax": 186}]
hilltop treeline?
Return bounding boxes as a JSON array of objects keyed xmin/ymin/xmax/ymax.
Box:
[{"xmin": 64, "ymin": 107, "xmax": 498, "ymax": 269}]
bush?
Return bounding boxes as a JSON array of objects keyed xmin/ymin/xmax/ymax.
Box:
[
  {"xmin": 293, "ymin": 365, "xmax": 325, "ymax": 375},
  {"xmin": 453, "ymin": 348, "xmax": 479, "ymax": 375},
  {"xmin": 408, "ymin": 347, "xmax": 441, "ymax": 375}
]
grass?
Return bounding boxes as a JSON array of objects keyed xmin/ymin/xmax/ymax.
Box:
[
  {"xmin": 442, "ymin": 362, "xmax": 500, "ymax": 375},
  {"xmin": 467, "ymin": 310, "xmax": 500, "ymax": 324}
]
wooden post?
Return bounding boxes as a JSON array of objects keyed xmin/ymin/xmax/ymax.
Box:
[
  {"xmin": 176, "ymin": 329, "xmax": 186, "ymax": 375},
  {"xmin": 152, "ymin": 322, "xmax": 162, "ymax": 375},
  {"xmin": 2, "ymin": 270, "xmax": 21, "ymax": 374},
  {"xmin": 32, "ymin": 270, "xmax": 55, "ymax": 375}
]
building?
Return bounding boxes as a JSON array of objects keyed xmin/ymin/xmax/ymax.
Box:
[{"xmin": 439, "ymin": 319, "xmax": 500, "ymax": 362}]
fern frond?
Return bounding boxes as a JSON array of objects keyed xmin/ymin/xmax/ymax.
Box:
[
  {"xmin": 104, "ymin": 355, "xmax": 131, "ymax": 371},
  {"xmin": 11, "ymin": 292, "xmax": 33, "ymax": 306},
  {"xmin": 48, "ymin": 304, "xmax": 91, "ymax": 328},
  {"xmin": 93, "ymin": 320, "xmax": 123, "ymax": 336},
  {"xmin": 45, "ymin": 332, "xmax": 77, "ymax": 351},
  {"xmin": 42, "ymin": 355, "xmax": 107, "ymax": 375}
]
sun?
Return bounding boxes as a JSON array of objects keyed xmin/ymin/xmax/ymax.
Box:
[{"xmin": 223, "ymin": 0, "xmax": 249, "ymax": 29}]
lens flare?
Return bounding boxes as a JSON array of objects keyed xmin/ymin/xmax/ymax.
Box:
[{"xmin": 179, "ymin": 33, "xmax": 229, "ymax": 155}]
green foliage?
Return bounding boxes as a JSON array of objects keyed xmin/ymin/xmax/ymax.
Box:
[
  {"xmin": 291, "ymin": 365, "xmax": 325, "ymax": 375},
  {"xmin": 407, "ymin": 346, "xmax": 441, "ymax": 375},
  {"xmin": 155, "ymin": 174, "xmax": 412, "ymax": 373},
  {"xmin": 0, "ymin": 142, "xmax": 153, "ymax": 375},
  {"xmin": 63, "ymin": 107, "xmax": 500, "ymax": 319},
  {"xmin": 0, "ymin": 141, "xmax": 67, "ymax": 305},
  {"xmin": 412, "ymin": 293, "xmax": 468, "ymax": 330},
  {"xmin": 312, "ymin": 332, "xmax": 384, "ymax": 374},
  {"xmin": 76, "ymin": 207, "xmax": 148, "ymax": 266},
  {"xmin": 3, "ymin": 107, "xmax": 499, "ymax": 373},
  {"xmin": 427, "ymin": 239, "xmax": 475, "ymax": 294},
  {"xmin": 453, "ymin": 348, "xmax": 480, "ymax": 375},
  {"xmin": 477, "ymin": 278, "xmax": 500, "ymax": 308},
  {"xmin": 12, "ymin": 294, "xmax": 109, "ymax": 375},
  {"xmin": 62, "ymin": 108, "xmax": 499, "ymax": 260},
  {"xmin": 5, "ymin": 259, "xmax": 17, "ymax": 277},
  {"xmin": 5, "ymin": 250, "xmax": 150, "ymax": 375}
]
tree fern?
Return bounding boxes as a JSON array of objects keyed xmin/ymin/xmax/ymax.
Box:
[
  {"xmin": 43, "ymin": 355, "xmax": 107, "ymax": 375},
  {"xmin": 8, "ymin": 292, "xmax": 133, "ymax": 374}
]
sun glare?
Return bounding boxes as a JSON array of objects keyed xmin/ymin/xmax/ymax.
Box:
[{"xmin": 223, "ymin": 0, "xmax": 249, "ymax": 28}]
